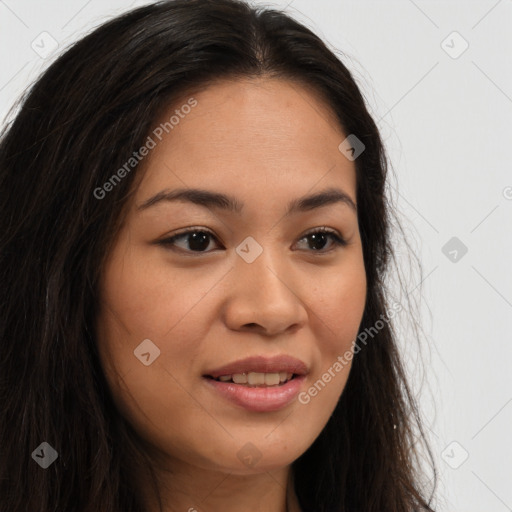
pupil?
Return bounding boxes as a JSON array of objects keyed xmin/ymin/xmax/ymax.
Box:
[
  {"xmin": 189, "ymin": 232, "xmax": 209, "ymax": 251},
  {"xmin": 309, "ymin": 233, "xmax": 327, "ymax": 250}
]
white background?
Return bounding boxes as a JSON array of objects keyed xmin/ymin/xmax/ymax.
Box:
[{"xmin": 1, "ymin": 1, "xmax": 511, "ymax": 510}]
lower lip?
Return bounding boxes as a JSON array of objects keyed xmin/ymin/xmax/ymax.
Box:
[{"xmin": 203, "ymin": 375, "xmax": 306, "ymax": 412}]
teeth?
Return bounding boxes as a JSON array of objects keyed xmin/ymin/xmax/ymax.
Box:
[
  {"xmin": 232, "ymin": 373, "xmax": 248, "ymax": 384},
  {"xmin": 264, "ymin": 373, "xmax": 280, "ymax": 386},
  {"xmin": 215, "ymin": 372, "xmax": 295, "ymax": 386},
  {"xmin": 247, "ymin": 372, "xmax": 265, "ymax": 385}
]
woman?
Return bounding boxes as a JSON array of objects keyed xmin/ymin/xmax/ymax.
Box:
[{"xmin": 0, "ymin": 0, "xmax": 437, "ymax": 510}]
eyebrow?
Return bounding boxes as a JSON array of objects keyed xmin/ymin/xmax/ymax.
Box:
[{"xmin": 137, "ymin": 186, "xmax": 357, "ymax": 215}]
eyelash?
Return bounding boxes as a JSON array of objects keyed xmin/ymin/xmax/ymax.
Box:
[{"xmin": 158, "ymin": 226, "xmax": 347, "ymax": 255}]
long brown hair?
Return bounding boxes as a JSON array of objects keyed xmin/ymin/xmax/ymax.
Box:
[{"xmin": 0, "ymin": 1, "xmax": 437, "ymax": 510}]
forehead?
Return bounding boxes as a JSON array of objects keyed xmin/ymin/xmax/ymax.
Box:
[{"xmin": 135, "ymin": 78, "xmax": 356, "ymax": 204}]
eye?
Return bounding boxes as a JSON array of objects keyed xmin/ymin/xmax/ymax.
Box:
[
  {"xmin": 158, "ymin": 227, "xmax": 221, "ymax": 254},
  {"xmin": 294, "ymin": 227, "xmax": 347, "ymax": 253},
  {"xmin": 157, "ymin": 226, "xmax": 347, "ymax": 254}
]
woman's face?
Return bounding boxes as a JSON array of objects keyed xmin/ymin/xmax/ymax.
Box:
[{"xmin": 96, "ymin": 78, "xmax": 366, "ymax": 475}]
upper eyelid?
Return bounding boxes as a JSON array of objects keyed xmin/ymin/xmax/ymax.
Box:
[{"xmin": 166, "ymin": 225, "xmax": 341, "ymax": 238}]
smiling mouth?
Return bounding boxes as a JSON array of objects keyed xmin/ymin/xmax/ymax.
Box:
[{"xmin": 205, "ymin": 371, "xmax": 296, "ymax": 387}]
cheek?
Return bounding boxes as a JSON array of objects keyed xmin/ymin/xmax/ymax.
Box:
[
  {"xmin": 309, "ymin": 259, "xmax": 367, "ymax": 357},
  {"xmin": 95, "ymin": 249, "xmax": 215, "ymax": 451},
  {"xmin": 95, "ymin": 243, "xmax": 230, "ymax": 427},
  {"xmin": 98, "ymin": 245, "xmax": 222, "ymax": 351},
  {"xmin": 296, "ymin": 259, "xmax": 365, "ymax": 425}
]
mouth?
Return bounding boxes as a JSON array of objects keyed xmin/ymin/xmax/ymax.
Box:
[
  {"xmin": 204, "ymin": 371, "xmax": 297, "ymax": 387},
  {"xmin": 203, "ymin": 373, "xmax": 306, "ymax": 412},
  {"xmin": 202, "ymin": 355, "xmax": 308, "ymax": 412}
]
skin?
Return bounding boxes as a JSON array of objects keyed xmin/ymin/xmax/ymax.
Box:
[{"xmin": 96, "ymin": 77, "xmax": 367, "ymax": 512}]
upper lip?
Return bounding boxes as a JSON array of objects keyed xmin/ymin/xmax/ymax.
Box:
[{"xmin": 204, "ymin": 355, "xmax": 309, "ymax": 379}]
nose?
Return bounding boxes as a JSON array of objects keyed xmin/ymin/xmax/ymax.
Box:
[{"xmin": 222, "ymin": 244, "xmax": 308, "ymax": 336}]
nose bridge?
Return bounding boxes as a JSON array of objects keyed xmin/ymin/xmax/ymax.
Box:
[{"xmin": 235, "ymin": 234, "xmax": 293, "ymax": 300}]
